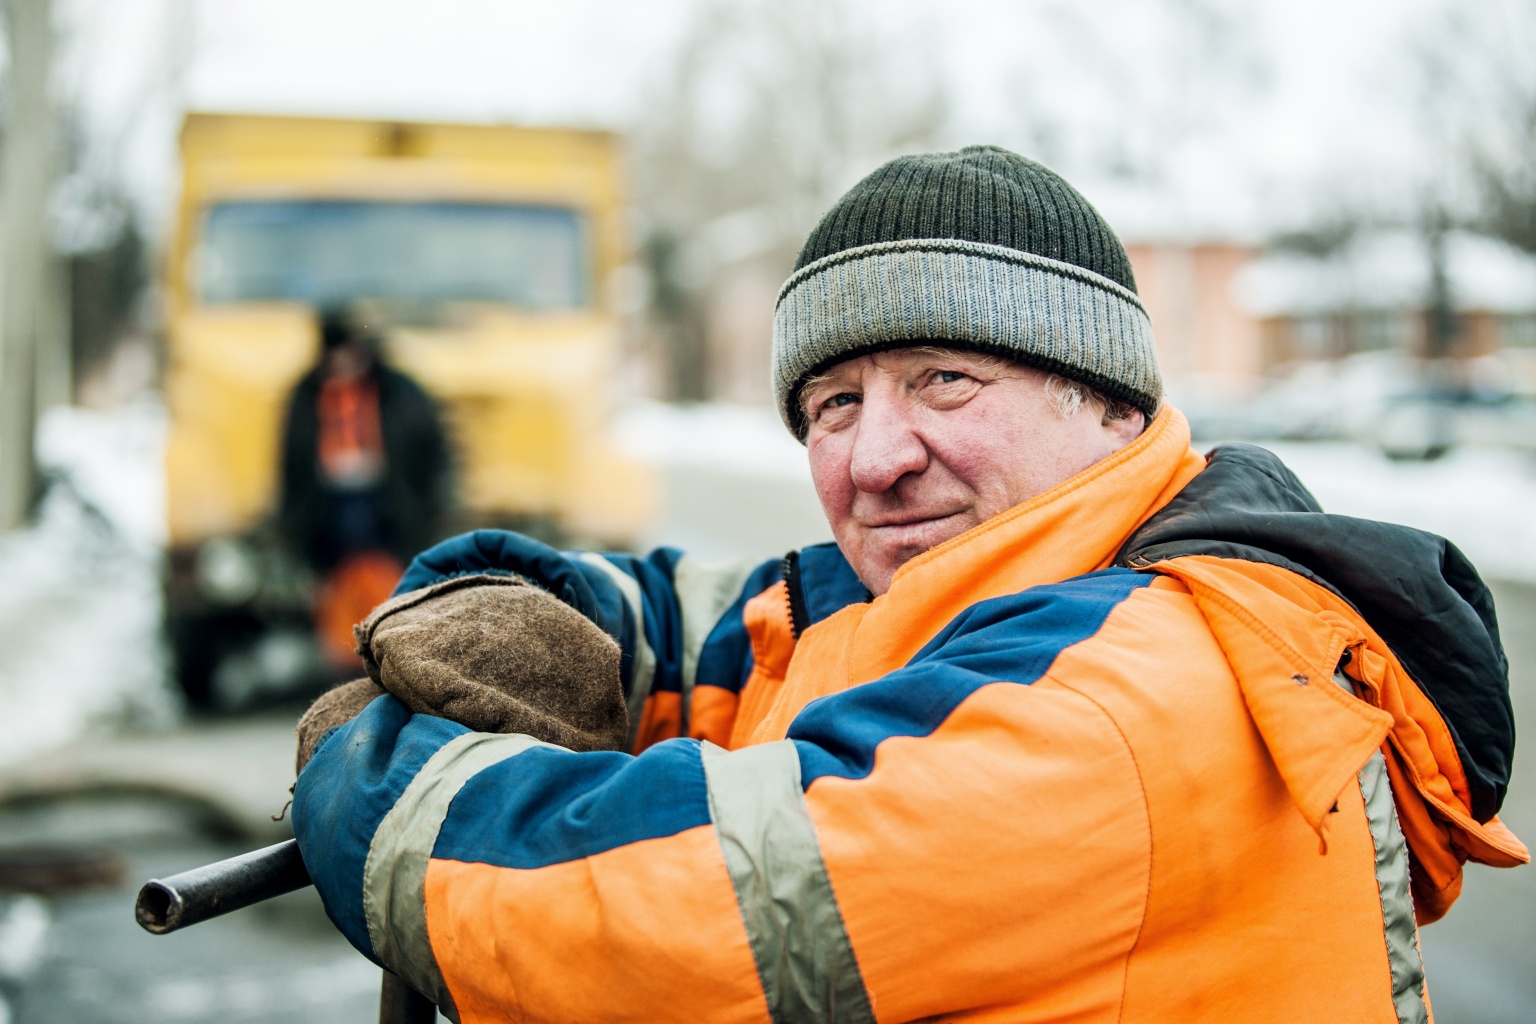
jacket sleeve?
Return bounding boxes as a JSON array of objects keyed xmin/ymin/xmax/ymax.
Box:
[
  {"xmin": 378, "ymin": 369, "xmax": 455, "ymax": 561},
  {"xmin": 275, "ymin": 374, "xmax": 320, "ymax": 561},
  {"xmin": 292, "ymin": 570, "xmax": 1154, "ymax": 1023},
  {"xmin": 393, "ymin": 529, "xmax": 780, "ymax": 750}
]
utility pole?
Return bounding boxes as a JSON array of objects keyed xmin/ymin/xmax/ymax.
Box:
[
  {"xmin": 1422, "ymin": 203, "xmax": 1466, "ymax": 396},
  {"xmin": 0, "ymin": 0, "xmax": 60, "ymax": 530}
]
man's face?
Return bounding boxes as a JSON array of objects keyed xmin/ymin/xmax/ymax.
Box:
[
  {"xmin": 803, "ymin": 348, "xmax": 1146, "ymax": 595},
  {"xmin": 325, "ymin": 342, "xmax": 372, "ymax": 379}
]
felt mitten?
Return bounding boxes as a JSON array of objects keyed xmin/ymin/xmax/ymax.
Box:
[
  {"xmin": 295, "ymin": 677, "xmax": 386, "ymax": 773},
  {"xmin": 352, "ymin": 573, "xmax": 627, "ymax": 752}
]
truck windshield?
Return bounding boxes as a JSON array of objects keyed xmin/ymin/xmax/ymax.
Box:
[{"xmin": 197, "ymin": 200, "xmax": 587, "ymax": 310}]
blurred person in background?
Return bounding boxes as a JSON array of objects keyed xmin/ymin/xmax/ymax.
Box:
[
  {"xmin": 277, "ymin": 309, "xmax": 451, "ymax": 674},
  {"xmin": 290, "ymin": 148, "xmax": 1524, "ymax": 1022}
]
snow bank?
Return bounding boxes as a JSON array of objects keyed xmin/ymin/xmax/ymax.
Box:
[
  {"xmin": 614, "ymin": 401, "xmax": 810, "ymax": 479},
  {"xmin": 614, "ymin": 402, "xmax": 833, "ymax": 559},
  {"xmin": 0, "ymin": 400, "xmax": 178, "ymax": 770}
]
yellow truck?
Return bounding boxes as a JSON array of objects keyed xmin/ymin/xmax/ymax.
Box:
[{"xmin": 163, "ymin": 112, "xmax": 653, "ymax": 705}]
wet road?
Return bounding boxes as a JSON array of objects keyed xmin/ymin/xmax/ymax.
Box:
[
  {"xmin": 0, "ymin": 795, "xmax": 400, "ymax": 1024},
  {"xmin": 1416, "ymin": 579, "xmax": 1536, "ymax": 1023}
]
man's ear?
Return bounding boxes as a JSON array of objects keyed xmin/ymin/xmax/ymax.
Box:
[{"xmin": 1101, "ymin": 407, "xmax": 1146, "ymax": 449}]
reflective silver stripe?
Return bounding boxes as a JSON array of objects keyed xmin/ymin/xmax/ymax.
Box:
[
  {"xmin": 1336, "ymin": 671, "xmax": 1428, "ymax": 1023},
  {"xmin": 579, "ymin": 553, "xmax": 657, "ymax": 750},
  {"xmin": 363, "ymin": 732, "xmax": 553, "ymax": 1018},
  {"xmin": 672, "ymin": 556, "xmax": 760, "ymax": 736},
  {"xmin": 700, "ymin": 741, "xmax": 875, "ymax": 1024}
]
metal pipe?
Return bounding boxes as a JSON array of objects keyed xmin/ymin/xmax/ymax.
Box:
[
  {"xmin": 137, "ymin": 841, "xmax": 440, "ymax": 1021},
  {"xmin": 134, "ymin": 839, "xmax": 312, "ymax": 934}
]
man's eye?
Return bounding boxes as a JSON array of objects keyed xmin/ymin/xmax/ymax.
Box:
[
  {"xmin": 934, "ymin": 370, "xmax": 967, "ymax": 384},
  {"xmin": 824, "ymin": 393, "xmax": 859, "ymax": 410}
]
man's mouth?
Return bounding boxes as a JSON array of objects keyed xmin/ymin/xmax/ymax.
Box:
[
  {"xmin": 860, "ymin": 511, "xmax": 976, "ymax": 552},
  {"xmin": 863, "ymin": 509, "xmax": 967, "ymax": 530}
]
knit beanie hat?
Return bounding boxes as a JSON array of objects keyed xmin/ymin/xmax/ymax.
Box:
[{"xmin": 772, "ymin": 145, "xmax": 1161, "ymax": 439}]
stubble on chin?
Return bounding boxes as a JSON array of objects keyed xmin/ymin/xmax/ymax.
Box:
[{"xmin": 852, "ymin": 515, "xmax": 977, "ymax": 596}]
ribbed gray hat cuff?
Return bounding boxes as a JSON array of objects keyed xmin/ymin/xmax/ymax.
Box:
[{"xmin": 772, "ymin": 238, "xmax": 1163, "ymax": 439}]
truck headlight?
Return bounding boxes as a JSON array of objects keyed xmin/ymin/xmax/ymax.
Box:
[{"xmin": 195, "ymin": 538, "xmax": 262, "ymax": 606}]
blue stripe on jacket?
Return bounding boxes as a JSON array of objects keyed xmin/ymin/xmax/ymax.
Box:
[
  {"xmin": 694, "ymin": 543, "xmax": 863, "ymax": 693},
  {"xmin": 589, "ymin": 549, "xmax": 686, "ymax": 697},
  {"xmin": 432, "ymin": 739, "xmax": 711, "ymax": 869},
  {"xmin": 293, "ymin": 697, "xmax": 471, "ymax": 962},
  {"xmin": 294, "ymin": 567, "xmax": 1154, "ymax": 919},
  {"xmin": 790, "ymin": 568, "xmax": 1153, "ymax": 786},
  {"xmin": 798, "ymin": 541, "xmax": 871, "ymax": 627}
]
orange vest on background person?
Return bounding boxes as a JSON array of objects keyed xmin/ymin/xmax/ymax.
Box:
[
  {"xmin": 314, "ymin": 550, "xmax": 400, "ymax": 669},
  {"xmin": 313, "ymin": 371, "xmax": 396, "ymax": 668},
  {"xmin": 316, "ymin": 372, "xmax": 386, "ymax": 489},
  {"xmin": 295, "ymin": 406, "xmax": 1528, "ymax": 1024}
]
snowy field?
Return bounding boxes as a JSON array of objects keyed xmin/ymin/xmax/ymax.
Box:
[{"xmin": 2, "ymin": 398, "xmax": 1535, "ymax": 769}]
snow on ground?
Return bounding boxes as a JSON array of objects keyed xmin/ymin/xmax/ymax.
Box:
[
  {"xmin": 37, "ymin": 396, "xmax": 168, "ymax": 557},
  {"xmin": 615, "ymin": 401, "xmax": 810, "ymax": 480},
  {"xmin": 615, "ymin": 402, "xmax": 834, "ymax": 559},
  {"xmin": 0, "ymin": 400, "xmax": 178, "ymax": 771}
]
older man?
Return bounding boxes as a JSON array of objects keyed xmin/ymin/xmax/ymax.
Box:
[{"xmin": 293, "ymin": 147, "xmax": 1525, "ymax": 1024}]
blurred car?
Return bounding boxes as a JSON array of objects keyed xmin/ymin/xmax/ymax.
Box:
[
  {"xmin": 162, "ymin": 113, "xmax": 654, "ymax": 708},
  {"xmin": 1186, "ymin": 351, "xmax": 1536, "ymax": 460},
  {"xmin": 1370, "ymin": 388, "xmax": 1536, "ymax": 461}
]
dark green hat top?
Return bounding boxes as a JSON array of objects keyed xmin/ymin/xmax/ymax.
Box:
[
  {"xmin": 795, "ymin": 145, "xmax": 1139, "ymax": 290},
  {"xmin": 773, "ymin": 144, "xmax": 1161, "ymax": 439}
]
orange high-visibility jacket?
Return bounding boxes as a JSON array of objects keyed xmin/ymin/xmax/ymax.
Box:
[{"xmin": 294, "ymin": 407, "xmax": 1527, "ymax": 1023}]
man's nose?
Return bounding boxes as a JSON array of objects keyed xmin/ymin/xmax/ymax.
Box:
[{"xmin": 848, "ymin": 393, "xmax": 928, "ymax": 493}]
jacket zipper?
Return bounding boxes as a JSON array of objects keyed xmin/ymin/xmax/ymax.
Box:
[{"xmin": 781, "ymin": 549, "xmax": 809, "ymax": 640}]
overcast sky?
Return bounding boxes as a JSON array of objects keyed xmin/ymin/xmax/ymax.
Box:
[{"xmin": 55, "ymin": 0, "xmax": 1451, "ymax": 241}]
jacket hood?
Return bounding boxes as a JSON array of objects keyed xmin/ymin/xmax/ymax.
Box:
[{"xmin": 1117, "ymin": 443, "xmax": 1514, "ymax": 824}]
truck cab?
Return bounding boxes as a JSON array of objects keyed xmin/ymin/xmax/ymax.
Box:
[{"xmin": 163, "ymin": 113, "xmax": 653, "ymax": 706}]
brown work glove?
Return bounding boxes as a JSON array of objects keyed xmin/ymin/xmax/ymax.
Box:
[
  {"xmin": 296, "ymin": 677, "xmax": 386, "ymax": 773},
  {"xmin": 354, "ymin": 573, "xmax": 627, "ymax": 751}
]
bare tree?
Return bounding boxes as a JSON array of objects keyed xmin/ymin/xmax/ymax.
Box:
[
  {"xmin": 1412, "ymin": 0, "xmax": 1536, "ymax": 253},
  {"xmin": 54, "ymin": 0, "xmax": 195, "ymax": 395},
  {"xmin": 632, "ymin": 0, "xmax": 948, "ymax": 401},
  {"xmin": 1006, "ymin": 0, "xmax": 1270, "ymax": 186}
]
